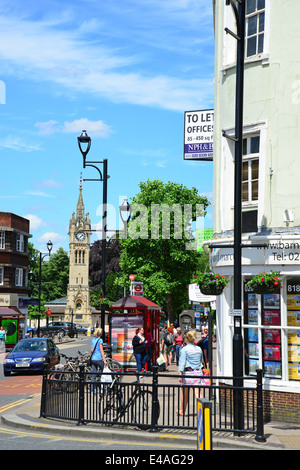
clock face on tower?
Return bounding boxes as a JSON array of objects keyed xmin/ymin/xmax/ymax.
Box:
[{"xmin": 75, "ymin": 231, "xmax": 86, "ymax": 241}]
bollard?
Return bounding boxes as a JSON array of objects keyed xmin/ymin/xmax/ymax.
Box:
[{"xmin": 197, "ymin": 398, "xmax": 212, "ymax": 450}]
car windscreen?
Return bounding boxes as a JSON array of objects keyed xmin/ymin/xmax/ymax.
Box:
[{"xmin": 13, "ymin": 341, "xmax": 48, "ymax": 352}]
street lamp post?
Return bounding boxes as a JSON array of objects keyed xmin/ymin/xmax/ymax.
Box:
[
  {"xmin": 38, "ymin": 240, "xmax": 53, "ymax": 335},
  {"xmin": 78, "ymin": 130, "xmax": 109, "ymax": 333}
]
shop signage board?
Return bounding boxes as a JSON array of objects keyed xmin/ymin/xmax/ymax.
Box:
[
  {"xmin": 209, "ymin": 239, "xmax": 300, "ymax": 268},
  {"xmin": 184, "ymin": 110, "xmax": 214, "ymax": 161}
]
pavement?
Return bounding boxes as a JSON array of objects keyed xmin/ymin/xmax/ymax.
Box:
[
  {"xmin": 1, "ymin": 338, "xmax": 300, "ymax": 450},
  {"xmin": 1, "ymin": 367, "xmax": 300, "ymax": 451}
]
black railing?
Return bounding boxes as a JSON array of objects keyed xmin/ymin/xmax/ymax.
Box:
[{"xmin": 40, "ymin": 365, "xmax": 265, "ymax": 442}]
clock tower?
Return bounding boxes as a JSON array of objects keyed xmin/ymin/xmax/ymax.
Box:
[{"xmin": 65, "ymin": 183, "xmax": 92, "ymax": 324}]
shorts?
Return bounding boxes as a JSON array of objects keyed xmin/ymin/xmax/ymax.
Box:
[
  {"xmin": 182, "ymin": 368, "xmax": 204, "ymax": 386},
  {"xmin": 162, "ymin": 344, "xmax": 170, "ymax": 355}
]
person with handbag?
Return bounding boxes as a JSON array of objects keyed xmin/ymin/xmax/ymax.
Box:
[
  {"xmin": 90, "ymin": 328, "xmax": 107, "ymax": 393},
  {"xmin": 132, "ymin": 327, "xmax": 147, "ymax": 376},
  {"xmin": 177, "ymin": 330, "xmax": 205, "ymax": 416}
]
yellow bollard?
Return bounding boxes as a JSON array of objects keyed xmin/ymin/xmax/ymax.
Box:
[{"xmin": 197, "ymin": 398, "xmax": 212, "ymax": 450}]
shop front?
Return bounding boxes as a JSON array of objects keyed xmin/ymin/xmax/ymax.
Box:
[
  {"xmin": 109, "ymin": 295, "xmax": 161, "ymax": 369},
  {"xmin": 207, "ymin": 236, "xmax": 300, "ymax": 423},
  {"xmin": 0, "ymin": 307, "xmax": 25, "ymax": 350}
]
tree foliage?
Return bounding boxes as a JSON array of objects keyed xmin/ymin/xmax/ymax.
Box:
[{"xmin": 118, "ymin": 179, "xmax": 210, "ymax": 322}]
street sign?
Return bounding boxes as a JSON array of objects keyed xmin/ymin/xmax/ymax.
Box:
[
  {"xmin": 131, "ymin": 282, "xmax": 144, "ymax": 296},
  {"xmin": 229, "ymin": 309, "xmax": 243, "ymax": 316},
  {"xmin": 129, "ymin": 274, "xmax": 135, "ymax": 281}
]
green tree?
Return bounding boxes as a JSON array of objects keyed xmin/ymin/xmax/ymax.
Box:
[{"xmin": 118, "ymin": 179, "xmax": 210, "ymax": 322}]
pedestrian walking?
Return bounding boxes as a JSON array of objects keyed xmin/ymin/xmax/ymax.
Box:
[
  {"xmin": 0, "ymin": 326, "xmax": 6, "ymax": 353},
  {"xmin": 132, "ymin": 327, "xmax": 147, "ymax": 375},
  {"xmin": 90, "ymin": 328, "xmax": 107, "ymax": 393},
  {"xmin": 177, "ymin": 330, "xmax": 205, "ymax": 416},
  {"xmin": 175, "ymin": 327, "xmax": 183, "ymax": 365},
  {"xmin": 146, "ymin": 327, "xmax": 154, "ymax": 371}
]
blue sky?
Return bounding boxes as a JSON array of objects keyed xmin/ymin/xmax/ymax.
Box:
[{"xmin": 0, "ymin": 0, "xmax": 215, "ymax": 253}]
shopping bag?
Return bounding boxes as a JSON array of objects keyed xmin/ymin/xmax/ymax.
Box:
[
  {"xmin": 156, "ymin": 353, "xmax": 165, "ymax": 366},
  {"xmin": 101, "ymin": 365, "xmax": 112, "ymax": 383}
]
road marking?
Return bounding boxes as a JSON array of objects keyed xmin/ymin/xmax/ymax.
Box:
[{"xmin": 0, "ymin": 395, "xmax": 38, "ymax": 413}]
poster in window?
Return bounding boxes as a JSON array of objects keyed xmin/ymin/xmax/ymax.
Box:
[
  {"xmin": 288, "ymin": 362, "xmax": 300, "ymax": 381},
  {"xmin": 263, "ymin": 294, "xmax": 280, "ymax": 309},
  {"xmin": 264, "ymin": 344, "xmax": 281, "ymax": 361},
  {"xmin": 248, "ymin": 310, "xmax": 258, "ymax": 324},
  {"xmin": 263, "ymin": 310, "xmax": 280, "ymax": 326},
  {"xmin": 264, "ymin": 361, "xmax": 282, "ymax": 378},
  {"xmin": 248, "ymin": 327, "xmax": 258, "ymax": 342},
  {"xmin": 248, "ymin": 294, "xmax": 258, "ymax": 307},
  {"xmin": 287, "ymin": 329, "xmax": 300, "ymax": 345},
  {"xmin": 249, "ymin": 359, "xmax": 259, "ymax": 375},
  {"xmin": 264, "ymin": 329, "xmax": 281, "ymax": 343},
  {"xmin": 287, "ymin": 294, "xmax": 300, "ymax": 311},
  {"xmin": 287, "ymin": 311, "xmax": 300, "ymax": 326},
  {"xmin": 248, "ymin": 342, "xmax": 259, "ymax": 358},
  {"xmin": 288, "ymin": 344, "xmax": 300, "ymax": 362}
]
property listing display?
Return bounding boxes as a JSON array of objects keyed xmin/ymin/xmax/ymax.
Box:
[
  {"xmin": 244, "ymin": 283, "xmax": 282, "ymax": 379},
  {"xmin": 286, "ymin": 280, "xmax": 300, "ymax": 381},
  {"xmin": 110, "ymin": 314, "xmax": 144, "ymax": 367}
]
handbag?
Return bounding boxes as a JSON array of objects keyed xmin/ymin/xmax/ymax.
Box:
[
  {"xmin": 87, "ymin": 338, "xmax": 100, "ymax": 367},
  {"xmin": 101, "ymin": 365, "xmax": 112, "ymax": 383}
]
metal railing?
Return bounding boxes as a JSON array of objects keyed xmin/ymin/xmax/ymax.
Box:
[{"xmin": 40, "ymin": 365, "xmax": 265, "ymax": 441}]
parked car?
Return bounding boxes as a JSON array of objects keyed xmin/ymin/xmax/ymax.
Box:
[
  {"xmin": 38, "ymin": 321, "xmax": 77, "ymax": 336},
  {"xmin": 74, "ymin": 324, "xmax": 88, "ymax": 335},
  {"xmin": 3, "ymin": 338, "xmax": 60, "ymax": 376}
]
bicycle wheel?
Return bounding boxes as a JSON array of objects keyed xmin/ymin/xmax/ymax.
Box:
[
  {"xmin": 99, "ymin": 384, "xmax": 124, "ymax": 422},
  {"xmin": 130, "ymin": 390, "xmax": 160, "ymax": 430},
  {"xmin": 106, "ymin": 358, "xmax": 123, "ymax": 381}
]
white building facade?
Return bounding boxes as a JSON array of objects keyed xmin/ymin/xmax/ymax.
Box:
[{"xmin": 209, "ymin": 0, "xmax": 300, "ymax": 422}]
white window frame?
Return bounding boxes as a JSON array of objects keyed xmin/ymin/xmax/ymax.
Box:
[
  {"xmin": 0, "ymin": 231, "xmax": 5, "ymax": 250},
  {"xmin": 245, "ymin": 0, "xmax": 266, "ymax": 59},
  {"xmin": 15, "ymin": 268, "xmax": 23, "ymax": 287},
  {"xmin": 222, "ymin": 0, "xmax": 270, "ymax": 70},
  {"xmin": 242, "ymin": 134, "xmax": 260, "ymax": 205},
  {"xmin": 16, "ymin": 234, "xmax": 24, "ymax": 252}
]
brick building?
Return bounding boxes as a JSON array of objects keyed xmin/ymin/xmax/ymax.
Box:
[{"xmin": 0, "ymin": 212, "xmax": 31, "ymax": 345}]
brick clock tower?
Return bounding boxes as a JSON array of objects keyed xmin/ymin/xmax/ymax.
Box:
[{"xmin": 65, "ymin": 184, "xmax": 91, "ymax": 325}]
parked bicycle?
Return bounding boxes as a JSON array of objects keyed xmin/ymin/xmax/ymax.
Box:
[{"xmin": 98, "ymin": 373, "xmax": 160, "ymax": 429}]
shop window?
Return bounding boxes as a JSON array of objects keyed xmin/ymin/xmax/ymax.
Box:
[
  {"xmin": 286, "ymin": 278, "xmax": 300, "ymax": 381},
  {"xmin": 244, "ymin": 281, "xmax": 282, "ymax": 379},
  {"xmin": 0, "ymin": 267, "xmax": 3, "ymax": 285}
]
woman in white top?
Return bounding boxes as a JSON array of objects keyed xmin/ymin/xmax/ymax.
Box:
[{"xmin": 177, "ymin": 330, "xmax": 205, "ymax": 416}]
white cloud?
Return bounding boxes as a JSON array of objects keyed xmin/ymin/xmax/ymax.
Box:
[
  {"xmin": 39, "ymin": 232, "xmax": 67, "ymax": 244},
  {"xmin": 26, "ymin": 191, "xmax": 56, "ymax": 198},
  {"xmin": 0, "ymin": 135, "xmax": 41, "ymax": 152},
  {"xmin": 23, "ymin": 214, "xmax": 47, "ymax": 231},
  {"xmin": 0, "ymin": 6, "xmax": 214, "ymax": 112},
  {"xmin": 35, "ymin": 118, "xmax": 113, "ymax": 138}
]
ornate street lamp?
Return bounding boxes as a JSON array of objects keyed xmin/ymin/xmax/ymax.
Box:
[
  {"xmin": 38, "ymin": 240, "xmax": 53, "ymax": 334},
  {"xmin": 78, "ymin": 130, "xmax": 109, "ymax": 332}
]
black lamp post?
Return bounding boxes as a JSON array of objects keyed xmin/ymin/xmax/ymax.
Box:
[
  {"xmin": 78, "ymin": 130, "xmax": 109, "ymax": 333},
  {"xmin": 38, "ymin": 240, "xmax": 53, "ymax": 335}
]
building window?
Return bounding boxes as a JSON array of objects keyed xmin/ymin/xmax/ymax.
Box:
[
  {"xmin": 16, "ymin": 234, "xmax": 24, "ymax": 252},
  {"xmin": 15, "ymin": 268, "xmax": 23, "ymax": 287},
  {"xmin": 0, "ymin": 267, "xmax": 3, "ymax": 285},
  {"xmin": 245, "ymin": 0, "xmax": 265, "ymax": 58},
  {"xmin": 242, "ymin": 135, "xmax": 260, "ymax": 203},
  {"xmin": 0, "ymin": 232, "xmax": 5, "ymax": 249}
]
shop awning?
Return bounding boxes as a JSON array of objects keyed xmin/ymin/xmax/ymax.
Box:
[
  {"xmin": 111, "ymin": 295, "xmax": 161, "ymax": 310},
  {"xmin": 0, "ymin": 307, "xmax": 23, "ymax": 316}
]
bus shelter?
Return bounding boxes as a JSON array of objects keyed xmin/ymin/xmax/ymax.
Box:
[
  {"xmin": 0, "ymin": 307, "xmax": 25, "ymax": 350},
  {"xmin": 109, "ymin": 295, "xmax": 161, "ymax": 369}
]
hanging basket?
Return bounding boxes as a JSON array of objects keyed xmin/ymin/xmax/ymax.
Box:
[
  {"xmin": 198, "ymin": 283, "xmax": 225, "ymax": 296},
  {"xmin": 250, "ymin": 284, "xmax": 279, "ymax": 294}
]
